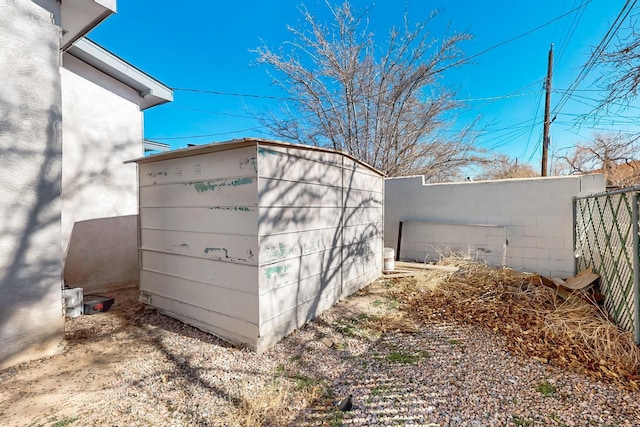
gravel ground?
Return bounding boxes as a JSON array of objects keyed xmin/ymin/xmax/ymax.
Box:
[{"xmin": 1, "ymin": 281, "xmax": 639, "ymax": 426}]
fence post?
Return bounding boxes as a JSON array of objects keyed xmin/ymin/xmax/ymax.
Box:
[
  {"xmin": 632, "ymin": 192, "xmax": 640, "ymax": 345},
  {"xmin": 572, "ymin": 197, "xmax": 578, "ymax": 276}
]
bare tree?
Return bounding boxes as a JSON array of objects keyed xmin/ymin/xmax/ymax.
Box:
[
  {"xmin": 254, "ymin": 1, "xmax": 483, "ymax": 179},
  {"xmin": 596, "ymin": 6, "xmax": 640, "ymax": 110},
  {"xmin": 477, "ymin": 154, "xmax": 538, "ymax": 180},
  {"xmin": 555, "ymin": 133, "xmax": 640, "ymax": 187}
]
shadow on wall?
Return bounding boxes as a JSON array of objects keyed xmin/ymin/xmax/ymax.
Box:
[
  {"xmin": 257, "ymin": 147, "xmax": 383, "ymax": 347},
  {"xmin": 0, "ymin": 53, "xmax": 64, "ymax": 368},
  {"xmin": 64, "ymin": 215, "xmax": 139, "ymax": 293}
]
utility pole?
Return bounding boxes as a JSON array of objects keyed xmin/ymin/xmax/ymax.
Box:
[{"xmin": 541, "ymin": 43, "xmax": 553, "ymax": 176}]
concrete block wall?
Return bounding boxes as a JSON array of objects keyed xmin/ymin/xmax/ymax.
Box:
[{"xmin": 384, "ymin": 174, "xmax": 606, "ymax": 277}]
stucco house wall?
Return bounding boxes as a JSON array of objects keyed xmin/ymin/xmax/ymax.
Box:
[
  {"xmin": 0, "ymin": 0, "xmax": 64, "ymax": 369},
  {"xmin": 60, "ymin": 55, "xmax": 143, "ymax": 292}
]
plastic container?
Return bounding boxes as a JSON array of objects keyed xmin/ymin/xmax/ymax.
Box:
[
  {"xmin": 83, "ymin": 295, "xmax": 115, "ymax": 315},
  {"xmin": 65, "ymin": 306, "xmax": 84, "ymax": 318},
  {"xmin": 383, "ymin": 247, "xmax": 395, "ymax": 271},
  {"xmin": 63, "ymin": 288, "xmax": 83, "ymax": 318}
]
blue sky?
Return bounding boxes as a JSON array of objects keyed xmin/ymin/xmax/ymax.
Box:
[{"xmin": 89, "ymin": 0, "xmax": 639, "ymax": 170}]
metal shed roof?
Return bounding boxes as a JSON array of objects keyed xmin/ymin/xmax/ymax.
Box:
[{"xmin": 125, "ymin": 138, "xmax": 385, "ymax": 176}]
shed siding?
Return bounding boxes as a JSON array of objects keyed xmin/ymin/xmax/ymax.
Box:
[
  {"xmin": 342, "ymin": 159, "xmax": 383, "ymax": 298},
  {"xmin": 256, "ymin": 144, "xmax": 383, "ymax": 347},
  {"xmin": 138, "ymin": 147, "xmax": 260, "ymax": 347},
  {"xmin": 134, "ymin": 140, "xmax": 383, "ymax": 353}
]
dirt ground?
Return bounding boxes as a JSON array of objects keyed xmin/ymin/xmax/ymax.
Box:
[
  {"xmin": 0, "ymin": 285, "xmax": 387, "ymax": 427},
  {"xmin": 0, "ymin": 288, "xmax": 145, "ymax": 426}
]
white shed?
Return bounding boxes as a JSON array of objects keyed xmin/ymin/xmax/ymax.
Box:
[{"xmin": 127, "ymin": 138, "xmax": 384, "ymax": 352}]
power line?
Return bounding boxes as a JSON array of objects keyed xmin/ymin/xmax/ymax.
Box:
[
  {"xmin": 151, "ymin": 126, "xmax": 266, "ymax": 140},
  {"xmin": 154, "ymin": 4, "xmax": 591, "ymax": 143},
  {"xmin": 551, "ymin": 0, "xmax": 637, "ymax": 117},
  {"xmin": 173, "ymin": 87, "xmax": 297, "ymax": 101},
  {"xmin": 441, "ymin": 0, "xmax": 592, "ymax": 72},
  {"xmin": 168, "ymin": 104, "xmax": 257, "ymax": 119}
]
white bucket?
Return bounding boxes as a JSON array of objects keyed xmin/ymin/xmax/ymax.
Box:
[{"xmin": 383, "ymin": 247, "xmax": 395, "ymax": 271}]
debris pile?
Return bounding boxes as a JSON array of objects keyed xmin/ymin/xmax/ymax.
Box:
[{"xmin": 387, "ymin": 258, "xmax": 640, "ymax": 390}]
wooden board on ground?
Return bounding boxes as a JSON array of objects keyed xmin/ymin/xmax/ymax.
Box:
[
  {"xmin": 563, "ymin": 269, "xmax": 599, "ymax": 290},
  {"xmin": 394, "ymin": 261, "xmax": 459, "ymax": 273}
]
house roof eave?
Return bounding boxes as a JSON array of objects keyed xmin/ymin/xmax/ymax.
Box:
[{"xmin": 67, "ymin": 38, "xmax": 173, "ymax": 110}]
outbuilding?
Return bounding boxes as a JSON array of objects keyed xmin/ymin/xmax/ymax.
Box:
[{"xmin": 127, "ymin": 138, "xmax": 384, "ymax": 351}]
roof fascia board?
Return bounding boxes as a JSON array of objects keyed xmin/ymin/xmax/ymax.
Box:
[
  {"xmin": 126, "ymin": 137, "xmax": 385, "ymax": 176},
  {"xmin": 61, "ymin": 0, "xmax": 117, "ymax": 51},
  {"xmin": 67, "ymin": 38, "xmax": 173, "ymax": 109}
]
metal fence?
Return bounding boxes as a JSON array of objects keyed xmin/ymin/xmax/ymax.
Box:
[{"xmin": 573, "ymin": 187, "xmax": 640, "ymax": 344}]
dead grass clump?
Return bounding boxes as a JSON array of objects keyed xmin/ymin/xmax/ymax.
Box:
[
  {"xmin": 362, "ymin": 312, "xmax": 420, "ymax": 335},
  {"xmin": 228, "ymin": 377, "xmax": 326, "ymax": 427},
  {"xmin": 388, "ymin": 256, "xmax": 640, "ymax": 389}
]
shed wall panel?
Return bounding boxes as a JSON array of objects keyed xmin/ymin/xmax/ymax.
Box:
[
  {"xmin": 139, "ymin": 177, "xmax": 257, "ymax": 208},
  {"xmin": 259, "ymin": 227, "xmax": 342, "ymax": 265},
  {"xmin": 343, "ymin": 188, "xmax": 383, "ymax": 208},
  {"xmin": 343, "ymin": 223, "xmax": 383, "ymax": 245},
  {"xmin": 258, "ymin": 282, "xmax": 342, "ymax": 349},
  {"xmin": 259, "ymin": 179, "xmax": 342, "ymax": 207},
  {"xmin": 258, "ymin": 148, "xmax": 343, "ymax": 187},
  {"xmin": 139, "ymin": 147, "xmax": 257, "ymax": 186},
  {"xmin": 140, "ymin": 270, "xmax": 259, "ymax": 323},
  {"xmin": 258, "ymin": 145, "xmax": 343, "ymax": 168},
  {"xmin": 258, "ymin": 248, "xmax": 343, "ymax": 294},
  {"xmin": 141, "ymin": 251, "xmax": 257, "ymax": 295},
  {"xmin": 145, "ymin": 293, "xmax": 258, "ymax": 346},
  {"xmin": 141, "ymin": 229, "xmax": 258, "ymax": 265},
  {"xmin": 140, "ymin": 207, "xmax": 258, "ymax": 235},
  {"xmin": 259, "ymin": 207, "xmax": 343, "ymax": 235},
  {"xmin": 344, "ymin": 207, "xmax": 382, "ymax": 227},
  {"xmin": 260, "ymin": 273, "xmax": 342, "ymax": 324}
]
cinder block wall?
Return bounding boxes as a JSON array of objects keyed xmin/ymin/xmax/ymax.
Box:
[{"xmin": 384, "ymin": 174, "xmax": 605, "ymax": 277}]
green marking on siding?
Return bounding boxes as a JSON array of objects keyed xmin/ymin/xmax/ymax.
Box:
[
  {"xmin": 194, "ymin": 177, "xmax": 254, "ymax": 193},
  {"xmin": 265, "ymin": 264, "xmax": 292, "ymax": 279},
  {"xmin": 240, "ymin": 155, "xmax": 257, "ymax": 172},
  {"xmin": 179, "ymin": 243, "xmax": 189, "ymax": 247},
  {"xmin": 266, "ymin": 242, "xmax": 296, "ymax": 262},
  {"xmin": 258, "ymin": 147, "xmax": 279, "ymax": 158}
]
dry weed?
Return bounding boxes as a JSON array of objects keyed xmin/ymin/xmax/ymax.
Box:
[
  {"xmin": 361, "ymin": 312, "xmax": 420, "ymax": 335},
  {"xmin": 387, "ymin": 256, "xmax": 640, "ymax": 389},
  {"xmin": 228, "ymin": 377, "xmax": 326, "ymax": 427}
]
